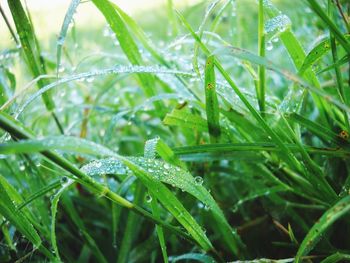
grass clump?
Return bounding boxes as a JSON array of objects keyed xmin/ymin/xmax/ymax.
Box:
[{"xmin": 0, "ymin": 0, "xmax": 350, "ymax": 262}]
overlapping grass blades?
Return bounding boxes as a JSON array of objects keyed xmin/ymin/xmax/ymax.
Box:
[{"xmin": 295, "ymin": 195, "xmax": 350, "ymax": 262}]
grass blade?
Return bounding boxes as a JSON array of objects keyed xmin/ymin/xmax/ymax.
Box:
[
  {"xmin": 92, "ymin": 0, "xmax": 163, "ymax": 113},
  {"xmin": 257, "ymin": 0, "xmax": 266, "ymax": 114},
  {"xmin": 306, "ymin": 0, "xmax": 350, "ymax": 54},
  {"xmin": 295, "ymin": 195, "xmax": 350, "ymax": 262},
  {"xmin": 204, "ymin": 55, "xmax": 221, "ymax": 143},
  {"xmin": 56, "ymin": 0, "xmax": 80, "ymax": 76},
  {"xmin": 50, "ymin": 179, "xmax": 74, "ymax": 261}
]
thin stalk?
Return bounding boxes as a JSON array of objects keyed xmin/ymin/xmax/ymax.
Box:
[
  {"xmin": 335, "ymin": 0, "xmax": 350, "ymax": 33},
  {"xmin": 328, "ymin": 0, "xmax": 350, "ymax": 131},
  {"xmin": 0, "ymin": 4, "xmax": 19, "ymax": 45},
  {"xmin": 257, "ymin": 0, "xmax": 266, "ymax": 116}
]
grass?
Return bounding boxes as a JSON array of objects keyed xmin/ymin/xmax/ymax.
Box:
[{"xmin": 0, "ymin": 0, "xmax": 350, "ymax": 262}]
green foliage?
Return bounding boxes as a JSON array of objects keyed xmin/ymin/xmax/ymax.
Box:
[{"xmin": 0, "ymin": 0, "xmax": 350, "ymax": 262}]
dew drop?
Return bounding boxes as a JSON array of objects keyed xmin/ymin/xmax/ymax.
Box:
[
  {"xmin": 164, "ymin": 163, "xmax": 170, "ymax": 170},
  {"xmin": 266, "ymin": 41, "xmax": 273, "ymax": 51},
  {"xmin": 194, "ymin": 176, "xmax": 203, "ymax": 185},
  {"xmin": 19, "ymin": 164, "xmax": 25, "ymax": 171},
  {"xmin": 95, "ymin": 161, "xmax": 102, "ymax": 168},
  {"xmin": 61, "ymin": 176, "xmax": 68, "ymax": 184},
  {"xmin": 86, "ymin": 76, "xmax": 95, "ymax": 83},
  {"xmin": 145, "ymin": 194, "xmax": 152, "ymax": 203},
  {"xmin": 58, "ymin": 65, "xmax": 65, "ymax": 73}
]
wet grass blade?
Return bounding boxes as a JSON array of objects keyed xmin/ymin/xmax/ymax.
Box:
[
  {"xmin": 328, "ymin": 0, "xmax": 349, "ymax": 130},
  {"xmin": 214, "ymin": 46, "xmax": 350, "ymax": 113},
  {"xmin": 7, "ymin": 0, "xmax": 55, "ymax": 111},
  {"xmin": 257, "ymin": 0, "xmax": 266, "ymax": 114},
  {"xmin": 204, "ymin": 55, "xmax": 221, "ymax": 143},
  {"xmin": 56, "ymin": 0, "xmax": 80, "ymax": 76},
  {"xmin": 117, "ymin": 183, "xmax": 144, "ymax": 263},
  {"xmin": 92, "ymin": 0, "xmax": 163, "ymax": 113},
  {"xmin": 287, "ymin": 113, "xmax": 349, "ymax": 147},
  {"xmin": 173, "ymin": 143, "xmax": 350, "ymax": 157},
  {"xmin": 295, "ymin": 195, "xmax": 350, "ymax": 262},
  {"xmin": 307, "ymin": 0, "xmax": 350, "ymax": 54},
  {"xmin": 320, "ymin": 252, "xmax": 350, "ymax": 263},
  {"xmin": 0, "ymin": 174, "xmax": 41, "ymax": 247},
  {"xmin": 50, "ymin": 180, "xmax": 74, "ymax": 261},
  {"xmin": 0, "ymin": 111, "xmax": 203, "ymax": 252},
  {"xmin": 0, "ymin": 174, "xmax": 54, "ymax": 260},
  {"xmin": 263, "ymin": 0, "xmax": 332, "ymax": 125}
]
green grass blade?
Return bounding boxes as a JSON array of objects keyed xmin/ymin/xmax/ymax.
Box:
[
  {"xmin": 214, "ymin": 46, "xmax": 350, "ymax": 113},
  {"xmin": 295, "ymin": 195, "xmax": 350, "ymax": 262},
  {"xmin": 117, "ymin": 183, "xmax": 144, "ymax": 263},
  {"xmin": 83, "ymin": 156, "xmax": 246, "ymax": 256},
  {"xmin": 170, "ymin": 253, "xmax": 215, "ymax": 263},
  {"xmin": 17, "ymin": 179, "xmax": 61, "ymax": 211},
  {"xmin": 328, "ymin": 0, "xmax": 349, "ymax": 130},
  {"xmin": 56, "ymin": 0, "xmax": 80, "ymax": 76},
  {"xmin": 287, "ymin": 113, "xmax": 349, "ymax": 147},
  {"xmin": 175, "ymin": 9, "xmax": 317, "ymax": 193},
  {"xmin": 150, "ymin": 193, "xmax": 168, "ymax": 263},
  {"xmin": 306, "ymin": 0, "xmax": 350, "ymax": 54},
  {"xmin": 263, "ymin": 0, "xmax": 333, "ymax": 125},
  {"xmin": 122, "ymin": 160, "xmax": 214, "ymax": 252},
  {"xmin": 60, "ymin": 194, "xmax": 108, "ymax": 263},
  {"xmin": 204, "ymin": 55, "xmax": 221, "ymax": 143},
  {"xmin": 173, "ymin": 143, "xmax": 350, "ymax": 157},
  {"xmin": 92, "ymin": 0, "xmax": 163, "ymax": 113},
  {"xmin": 0, "ymin": 136, "xmax": 117, "ymax": 157},
  {"xmin": 0, "ymin": 111, "xmax": 200, "ymax": 251},
  {"xmin": 163, "ymin": 108, "xmax": 208, "ymax": 132},
  {"xmin": 7, "ymin": 0, "xmax": 55, "ymax": 111},
  {"xmin": 50, "ymin": 179, "xmax": 74, "ymax": 261},
  {"xmin": 320, "ymin": 252, "xmax": 350, "ymax": 263},
  {"xmin": 0, "ymin": 174, "xmax": 44, "ymax": 253},
  {"xmin": 257, "ymin": 0, "xmax": 266, "ymax": 114}
]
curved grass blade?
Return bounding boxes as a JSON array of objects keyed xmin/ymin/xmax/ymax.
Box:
[
  {"xmin": 306, "ymin": 0, "xmax": 350, "ymax": 54},
  {"xmin": 298, "ymin": 35, "xmax": 350, "ymax": 75},
  {"xmin": 0, "ymin": 136, "xmax": 117, "ymax": 157},
  {"xmin": 163, "ymin": 108, "xmax": 208, "ymax": 132},
  {"xmin": 317, "ymin": 54, "xmax": 349, "ymax": 75},
  {"xmin": 0, "ymin": 112, "xmax": 197, "ymax": 244},
  {"xmin": 286, "ymin": 113, "xmax": 350, "ymax": 147},
  {"xmin": 83, "ymin": 156, "xmax": 246, "ymax": 256},
  {"xmin": 83, "ymin": 157, "xmax": 213, "ymax": 251},
  {"xmin": 123, "ymin": 159, "xmax": 213, "ymax": 252},
  {"xmin": 0, "ymin": 112, "xmax": 206, "ymax": 255},
  {"xmin": 117, "ymin": 183, "xmax": 144, "ymax": 263},
  {"xmin": 16, "ymin": 179, "xmax": 61, "ymax": 211},
  {"xmin": 56, "ymin": 0, "xmax": 80, "ymax": 76},
  {"xmin": 50, "ymin": 178, "xmax": 74, "ymax": 261},
  {"xmin": 175, "ymin": 9, "xmax": 315, "ymax": 194},
  {"xmin": 295, "ymin": 195, "xmax": 350, "ymax": 262},
  {"xmin": 14, "ymin": 65, "xmax": 194, "ymax": 119},
  {"xmin": 204, "ymin": 55, "xmax": 221, "ymax": 143},
  {"xmin": 150, "ymin": 192, "xmax": 168, "ymax": 263},
  {"xmin": 0, "ymin": 174, "xmax": 53, "ymax": 258},
  {"xmin": 257, "ymin": 0, "xmax": 266, "ymax": 114},
  {"xmin": 7, "ymin": 0, "xmax": 55, "ymax": 112},
  {"xmin": 170, "ymin": 253, "xmax": 215, "ymax": 263},
  {"xmin": 214, "ymin": 46, "xmax": 350, "ymax": 113},
  {"xmin": 92, "ymin": 0, "xmax": 163, "ymax": 113},
  {"xmin": 321, "ymin": 252, "xmax": 350, "ymax": 263},
  {"xmin": 263, "ymin": 0, "xmax": 332, "ymax": 125},
  {"xmin": 173, "ymin": 143, "xmax": 350, "ymax": 157}
]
